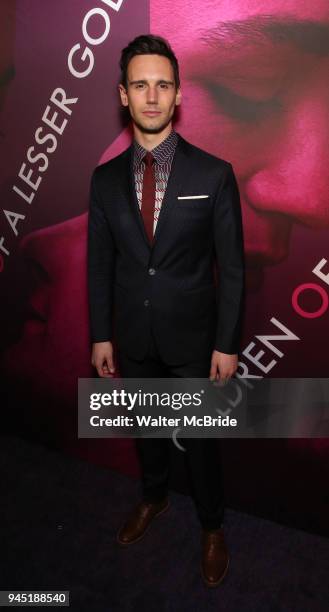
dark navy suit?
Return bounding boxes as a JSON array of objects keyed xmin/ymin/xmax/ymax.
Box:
[{"xmin": 87, "ymin": 134, "xmax": 245, "ymax": 529}]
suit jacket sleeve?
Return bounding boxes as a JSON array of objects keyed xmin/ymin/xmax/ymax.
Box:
[
  {"xmin": 214, "ymin": 162, "xmax": 245, "ymax": 354},
  {"xmin": 87, "ymin": 170, "xmax": 115, "ymax": 343}
]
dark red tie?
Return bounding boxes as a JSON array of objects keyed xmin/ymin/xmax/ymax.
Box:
[{"xmin": 141, "ymin": 152, "xmax": 156, "ymax": 244}]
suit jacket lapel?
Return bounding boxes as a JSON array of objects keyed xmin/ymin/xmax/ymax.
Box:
[{"xmin": 118, "ymin": 145, "xmax": 151, "ymax": 251}]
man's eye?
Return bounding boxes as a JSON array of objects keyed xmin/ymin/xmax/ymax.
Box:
[
  {"xmin": 203, "ymin": 81, "xmax": 282, "ymax": 122},
  {"xmin": 135, "ymin": 83, "xmax": 145, "ymax": 89},
  {"xmin": 159, "ymin": 83, "xmax": 169, "ymax": 89}
]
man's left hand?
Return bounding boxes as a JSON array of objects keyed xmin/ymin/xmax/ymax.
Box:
[{"xmin": 209, "ymin": 350, "xmax": 238, "ymax": 382}]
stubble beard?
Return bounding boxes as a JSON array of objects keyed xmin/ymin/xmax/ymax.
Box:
[{"xmin": 133, "ymin": 111, "xmax": 174, "ymax": 135}]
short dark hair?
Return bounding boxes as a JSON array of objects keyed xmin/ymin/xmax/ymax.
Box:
[{"xmin": 119, "ymin": 34, "xmax": 180, "ymax": 89}]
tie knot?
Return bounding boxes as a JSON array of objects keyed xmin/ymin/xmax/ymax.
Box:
[{"xmin": 144, "ymin": 152, "xmax": 154, "ymax": 167}]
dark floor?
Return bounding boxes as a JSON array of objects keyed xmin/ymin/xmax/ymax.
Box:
[{"xmin": 1, "ymin": 434, "xmax": 328, "ymax": 612}]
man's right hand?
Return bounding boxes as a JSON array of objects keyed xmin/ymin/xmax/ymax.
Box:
[{"xmin": 91, "ymin": 341, "xmax": 115, "ymax": 377}]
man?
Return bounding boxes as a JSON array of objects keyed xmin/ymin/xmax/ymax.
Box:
[{"xmin": 87, "ymin": 34, "xmax": 245, "ymax": 587}]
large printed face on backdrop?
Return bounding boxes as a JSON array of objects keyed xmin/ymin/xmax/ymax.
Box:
[{"xmin": 152, "ymin": 0, "xmax": 329, "ymax": 289}]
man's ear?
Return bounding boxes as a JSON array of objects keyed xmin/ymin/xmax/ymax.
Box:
[
  {"xmin": 175, "ymin": 87, "xmax": 182, "ymax": 106},
  {"xmin": 118, "ymin": 83, "xmax": 128, "ymax": 107}
]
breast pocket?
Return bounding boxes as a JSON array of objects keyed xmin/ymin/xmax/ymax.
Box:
[{"xmin": 175, "ymin": 197, "xmax": 213, "ymax": 224}]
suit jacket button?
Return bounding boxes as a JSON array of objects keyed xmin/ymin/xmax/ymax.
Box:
[
  {"xmin": 144, "ymin": 299, "xmax": 150, "ymax": 306},
  {"xmin": 148, "ymin": 268, "xmax": 156, "ymax": 275}
]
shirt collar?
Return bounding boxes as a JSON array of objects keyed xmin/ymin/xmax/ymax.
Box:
[{"xmin": 133, "ymin": 130, "xmax": 178, "ymax": 167}]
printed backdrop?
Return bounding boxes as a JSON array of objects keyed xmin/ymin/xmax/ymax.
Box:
[{"xmin": 1, "ymin": 0, "xmax": 328, "ymax": 534}]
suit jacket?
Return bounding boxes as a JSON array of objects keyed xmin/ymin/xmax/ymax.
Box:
[{"xmin": 87, "ymin": 134, "xmax": 245, "ymax": 364}]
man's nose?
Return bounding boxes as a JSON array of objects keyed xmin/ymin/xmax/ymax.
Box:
[
  {"xmin": 146, "ymin": 86, "xmax": 158, "ymax": 104},
  {"xmin": 244, "ymin": 97, "xmax": 329, "ymax": 228}
]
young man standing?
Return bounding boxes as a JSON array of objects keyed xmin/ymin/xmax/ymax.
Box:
[{"xmin": 88, "ymin": 35, "xmax": 244, "ymax": 587}]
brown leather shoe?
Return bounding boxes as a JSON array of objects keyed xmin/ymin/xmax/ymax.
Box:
[
  {"xmin": 201, "ymin": 528, "xmax": 229, "ymax": 587},
  {"xmin": 117, "ymin": 498, "xmax": 170, "ymax": 546}
]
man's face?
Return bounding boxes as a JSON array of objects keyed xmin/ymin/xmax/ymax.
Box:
[
  {"xmin": 151, "ymin": 0, "xmax": 329, "ymax": 289},
  {"xmin": 119, "ymin": 54, "xmax": 181, "ymax": 135}
]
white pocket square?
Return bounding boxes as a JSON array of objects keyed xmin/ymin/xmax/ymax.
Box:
[{"xmin": 177, "ymin": 195, "xmax": 209, "ymax": 200}]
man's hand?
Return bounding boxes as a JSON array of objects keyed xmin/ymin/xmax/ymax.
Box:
[
  {"xmin": 209, "ymin": 350, "xmax": 238, "ymax": 382},
  {"xmin": 91, "ymin": 341, "xmax": 115, "ymax": 378}
]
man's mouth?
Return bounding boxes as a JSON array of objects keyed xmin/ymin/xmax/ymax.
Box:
[{"xmin": 142, "ymin": 111, "xmax": 161, "ymax": 117}]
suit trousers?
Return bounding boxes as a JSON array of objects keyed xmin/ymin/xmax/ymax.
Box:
[{"xmin": 116, "ymin": 330, "xmax": 225, "ymax": 530}]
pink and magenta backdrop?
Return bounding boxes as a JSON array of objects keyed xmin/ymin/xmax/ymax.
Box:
[{"xmin": 1, "ymin": 1, "xmax": 328, "ymax": 534}]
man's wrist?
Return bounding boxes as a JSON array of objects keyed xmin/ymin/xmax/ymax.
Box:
[{"xmin": 214, "ymin": 346, "xmax": 238, "ymax": 356}]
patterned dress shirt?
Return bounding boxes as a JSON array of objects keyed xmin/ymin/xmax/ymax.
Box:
[{"xmin": 133, "ymin": 130, "xmax": 178, "ymax": 236}]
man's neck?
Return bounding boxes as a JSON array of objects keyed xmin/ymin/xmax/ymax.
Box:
[{"xmin": 133, "ymin": 123, "xmax": 173, "ymax": 151}]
